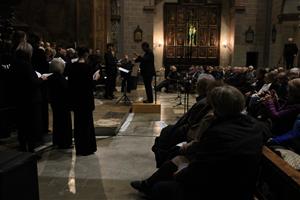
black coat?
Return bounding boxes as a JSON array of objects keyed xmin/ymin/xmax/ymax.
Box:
[
  {"xmin": 104, "ymin": 51, "xmax": 118, "ymax": 77},
  {"xmin": 284, "ymin": 43, "xmax": 298, "ymax": 58},
  {"xmin": 175, "ymin": 114, "xmax": 270, "ymax": 199},
  {"xmin": 135, "ymin": 50, "xmax": 155, "ymax": 77},
  {"xmin": 68, "ymin": 62, "xmax": 95, "ymax": 112}
]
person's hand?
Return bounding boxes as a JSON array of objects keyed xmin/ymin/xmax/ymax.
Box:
[
  {"xmin": 270, "ymin": 90, "xmax": 278, "ymax": 101},
  {"xmin": 261, "ymin": 94, "xmax": 272, "ymax": 102},
  {"xmin": 133, "ymin": 53, "xmax": 138, "ymax": 60},
  {"xmin": 245, "ymin": 91, "xmax": 252, "ymax": 97},
  {"xmin": 40, "ymin": 75, "xmax": 48, "ymax": 81},
  {"xmin": 180, "ymin": 143, "xmax": 189, "ymax": 152}
]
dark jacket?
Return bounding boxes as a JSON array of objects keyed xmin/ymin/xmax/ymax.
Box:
[
  {"xmin": 135, "ymin": 50, "xmax": 155, "ymax": 77},
  {"xmin": 68, "ymin": 62, "xmax": 95, "ymax": 111},
  {"xmin": 104, "ymin": 51, "xmax": 118, "ymax": 77},
  {"xmin": 175, "ymin": 114, "xmax": 270, "ymax": 199},
  {"xmin": 284, "ymin": 43, "xmax": 298, "ymax": 58}
]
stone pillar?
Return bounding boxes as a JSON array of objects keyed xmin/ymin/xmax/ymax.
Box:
[{"xmin": 92, "ymin": 0, "xmax": 110, "ymax": 53}]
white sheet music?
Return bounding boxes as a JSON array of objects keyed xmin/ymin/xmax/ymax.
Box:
[
  {"xmin": 118, "ymin": 67, "xmax": 130, "ymax": 73},
  {"xmin": 35, "ymin": 71, "xmax": 53, "ymax": 78}
]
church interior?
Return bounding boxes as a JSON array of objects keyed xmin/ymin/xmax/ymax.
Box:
[{"xmin": 0, "ymin": 0, "xmax": 300, "ymax": 199}]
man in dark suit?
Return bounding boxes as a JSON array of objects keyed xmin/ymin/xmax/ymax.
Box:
[
  {"xmin": 284, "ymin": 37, "xmax": 298, "ymax": 69},
  {"xmin": 135, "ymin": 42, "xmax": 156, "ymax": 103},
  {"xmin": 104, "ymin": 43, "xmax": 118, "ymax": 99}
]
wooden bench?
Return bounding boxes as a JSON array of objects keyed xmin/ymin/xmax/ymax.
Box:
[{"xmin": 256, "ymin": 146, "xmax": 300, "ymax": 200}]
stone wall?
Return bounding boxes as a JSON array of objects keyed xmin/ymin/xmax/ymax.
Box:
[
  {"xmin": 15, "ymin": 0, "xmax": 77, "ymax": 47},
  {"xmin": 231, "ymin": 0, "xmax": 269, "ymax": 68},
  {"xmin": 13, "ymin": 0, "xmax": 109, "ymax": 51},
  {"xmin": 269, "ymin": 0, "xmax": 300, "ymax": 68},
  {"xmin": 120, "ymin": 0, "xmax": 154, "ymax": 60}
]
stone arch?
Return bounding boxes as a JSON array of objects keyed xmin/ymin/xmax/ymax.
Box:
[{"xmin": 279, "ymin": 0, "xmax": 300, "ymax": 22}]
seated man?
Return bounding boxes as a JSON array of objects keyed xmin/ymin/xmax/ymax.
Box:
[
  {"xmin": 156, "ymin": 65, "xmax": 180, "ymax": 92},
  {"xmin": 152, "ymin": 76, "xmax": 218, "ymax": 167},
  {"xmin": 131, "ymin": 85, "xmax": 271, "ymax": 200}
]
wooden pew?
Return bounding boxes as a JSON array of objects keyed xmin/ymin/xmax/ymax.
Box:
[{"xmin": 256, "ymin": 146, "xmax": 300, "ymax": 200}]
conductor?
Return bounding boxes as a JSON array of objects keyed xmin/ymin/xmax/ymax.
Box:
[{"xmin": 134, "ymin": 42, "xmax": 156, "ymax": 103}]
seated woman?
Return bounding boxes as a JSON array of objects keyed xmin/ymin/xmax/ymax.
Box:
[
  {"xmin": 47, "ymin": 58, "xmax": 73, "ymax": 149},
  {"xmin": 131, "ymin": 85, "xmax": 270, "ymax": 200},
  {"xmin": 268, "ymin": 115, "xmax": 300, "ymax": 154},
  {"xmin": 247, "ymin": 71, "xmax": 278, "ymax": 116},
  {"xmin": 262, "ymin": 78, "xmax": 300, "ymax": 135}
]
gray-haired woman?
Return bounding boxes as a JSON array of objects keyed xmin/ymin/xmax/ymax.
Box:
[{"xmin": 47, "ymin": 58, "xmax": 73, "ymax": 149}]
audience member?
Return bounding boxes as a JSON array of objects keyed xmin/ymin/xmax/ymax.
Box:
[
  {"xmin": 152, "ymin": 77, "xmax": 220, "ymax": 167},
  {"xmin": 155, "ymin": 65, "xmax": 180, "ymax": 92},
  {"xmin": 131, "ymin": 85, "xmax": 270, "ymax": 200},
  {"xmin": 262, "ymin": 78, "xmax": 300, "ymax": 135}
]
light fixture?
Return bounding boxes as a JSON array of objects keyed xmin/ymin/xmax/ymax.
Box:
[{"xmin": 222, "ymin": 41, "xmax": 228, "ymax": 48}]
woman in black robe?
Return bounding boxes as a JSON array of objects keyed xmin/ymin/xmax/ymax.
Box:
[
  {"xmin": 47, "ymin": 58, "xmax": 72, "ymax": 149},
  {"xmin": 11, "ymin": 33, "xmax": 46, "ymax": 152},
  {"xmin": 67, "ymin": 47, "xmax": 97, "ymax": 156}
]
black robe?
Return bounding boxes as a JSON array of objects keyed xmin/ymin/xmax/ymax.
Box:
[
  {"xmin": 68, "ymin": 61, "xmax": 97, "ymax": 155},
  {"xmin": 104, "ymin": 51, "xmax": 118, "ymax": 97},
  {"xmin": 12, "ymin": 51, "xmax": 43, "ymax": 151},
  {"xmin": 47, "ymin": 73, "xmax": 72, "ymax": 148},
  {"xmin": 32, "ymin": 48, "xmax": 50, "ymax": 134}
]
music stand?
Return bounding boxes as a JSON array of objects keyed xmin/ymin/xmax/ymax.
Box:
[
  {"xmin": 116, "ymin": 67, "xmax": 131, "ymax": 105},
  {"xmin": 174, "ymin": 80, "xmax": 183, "ymax": 107}
]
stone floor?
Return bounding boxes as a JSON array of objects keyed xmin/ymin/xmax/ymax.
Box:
[{"xmin": 5, "ymin": 86, "xmax": 196, "ymax": 200}]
